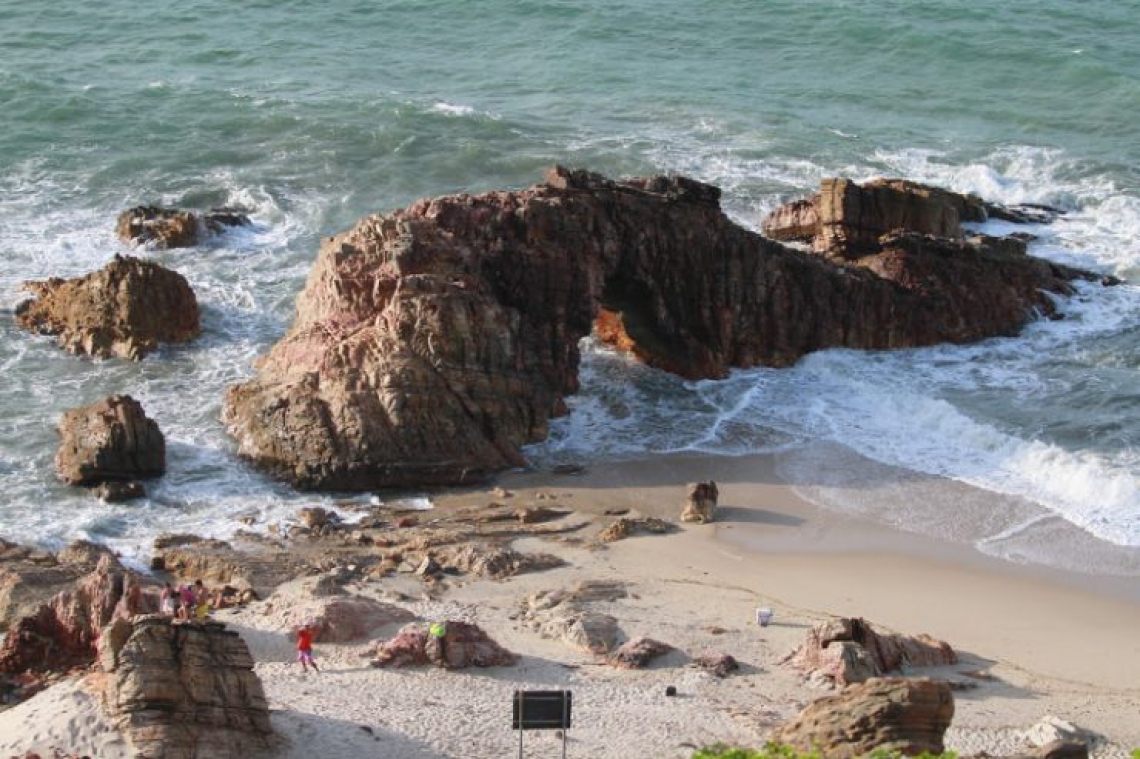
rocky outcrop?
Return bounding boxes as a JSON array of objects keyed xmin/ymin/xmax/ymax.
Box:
[
  {"xmin": 680, "ymin": 481, "xmax": 718, "ymax": 524},
  {"xmin": 762, "ymin": 177, "xmax": 1064, "ymax": 260},
  {"xmin": 116, "ymin": 206, "xmax": 250, "ymax": 249},
  {"xmin": 770, "ymin": 677, "xmax": 954, "ymax": 758},
  {"xmin": 225, "ymin": 167, "xmax": 1097, "ymax": 491},
  {"xmin": 0, "ymin": 539, "xmax": 117, "ymax": 632},
  {"xmin": 284, "ymin": 596, "xmax": 414, "ymax": 644},
  {"xmin": 15, "ymin": 255, "xmax": 200, "ymax": 360},
  {"xmin": 784, "ymin": 617, "xmax": 957, "ymax": 686},
  {"xmin": 99, "ymin": 615, "xmax": 272, "ymax": 759},
  {"xmin": 0, "ymin": 555, "xmax": 155, "ymax": 676},
  {"xmin": 371, "ymin": 621, "xmax": 517, "ymax": 669},
  {"xmin": 433, "ymin": 544, "xmax": 563, "ymax": 579},
  {"xmin": 152, "ymin": 537, "xmax": 309, "ymax": 598},
  {"xmin": 519, "ymin": 581, "xmax": 626, "ymax": 655},
  {"xmin": 55, "ymin": 395, "xmax": 164, "ymax": 493}
]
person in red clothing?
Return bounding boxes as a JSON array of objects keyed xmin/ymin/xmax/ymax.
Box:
[{"xmin": 296, "ymin": 622, "xmax": 319, "ymax": 673}]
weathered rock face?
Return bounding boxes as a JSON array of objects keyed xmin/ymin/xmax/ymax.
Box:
[
  {"xmin": 680, "ymin": 481, "xmax": 718, "ymax": 524},
  {"xmin": 0, "ymin": 555, "xmax": 155, "ymax": 676},
  {"xmin": 15, "ymin": 254, "xmax": 200, "ymax": 360},
  {"xmin": 225, "ymin": 167, "xmax": 1096, "ymax": 491},
  {"xmin": 116, "ymin": 206, "xmax": 251, "ymax": 249},
  {"xmin": 770, "ymin": 677, "xmax": 954, "ymax": 758},
  {"xmin": 784, "ymin": 617, "xmax": 957, "ymax": 686},
  {"xmin": 99, "ymin": 615, "xmax": 272, "ymax": 759},
  {"xmin": 287, "ymin": 596, "xmax": 414, "ymax": 644},
  {"xmin": 0, "ymin": 539, "xmax": 117, "ymax": 632},
  {"xmin": 371, "ymin": 621, "xmax": 517, "ymax": 669},
  {"xmin": 55, "ymin": 395, "xmax": 165, "ymax": 488},
  {"xmin": 520, "ymin": 581, "xmax": 627, "ymax": 655}
]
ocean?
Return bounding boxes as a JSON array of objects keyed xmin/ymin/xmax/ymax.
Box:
[{"xmin": 1, "ymin": 0, "xmax": 1136, "ymax": 572}]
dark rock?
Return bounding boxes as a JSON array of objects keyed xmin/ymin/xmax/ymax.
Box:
[
  {"xmin": 691, "ymin": 651, "xmax": 740, "ymax": 678},
  {"xmin": 55, "ymin": 395, "xmax": 165, "ymax": 487},
  {"xmin": 96, "ymin": 480, "xmax": 146, "ymax": 502},
  {"xmin": 680, "ymin": 481, "xmax": 718, "ymax": 523},
  {"xmin": 15, "ymin": 254, "xmax": 200, "ymax": 360},
  {"xmin": 372, "ymin": 621, "xmax": 517, "ymax": 669},
  {"xmin": 607, "ymin": 636, "xmax": 673, "ymax": 669},
  {"xmin": 225, "ymin": 168, "xmax": 1097, "ymax": 491}
]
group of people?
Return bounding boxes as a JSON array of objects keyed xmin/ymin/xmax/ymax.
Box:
[
  {"xmin": 158, "ymin": 579, "xmax": 214, "ymax": 622},
  {"xmin": 157, "ymin": 579, "xmax": 321, "ymax": 674}
]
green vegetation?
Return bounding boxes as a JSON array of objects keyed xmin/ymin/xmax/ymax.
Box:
[
  {"xmin": 1130, "ymin": 749, "xmax": 1139, "ymax": 759},
  {"xmin": 692, "ymin": 745, "xmax": 959, "ymax": 759}
]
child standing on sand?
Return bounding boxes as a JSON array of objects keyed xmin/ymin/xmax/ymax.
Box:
[{"xmin": 296, "ymin": 622, "xmax": 319, "ymax": 673}]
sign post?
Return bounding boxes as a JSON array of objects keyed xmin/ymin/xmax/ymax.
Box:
[{"xmin": 512, "ymin": 690, "xmax": 572, "ymax": 759}]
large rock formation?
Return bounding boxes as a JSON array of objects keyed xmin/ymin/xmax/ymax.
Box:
[
  {"xmin": 116, "ymin": 205, "xmax": 251, "ymax": 249},
  {"xmin": 224, "ymin": 167, "xmax": 1097, "ymax": 490},
  {"xmin": 15, "ymin": 255, "xmax": 200, "ymax": 360},
  {"xmin": 371, "ymin": 621, "xmax": 517, "ymax": 669},
  {"xmin": 519, "ymin": 581, "xmax": 627, "ymax": 655},
  {"xmin": 784, "ymin": 617, "xmax": 957, "ymax": 686},
  {"xmin": 0, "ymin": 555, "xmax": 155, "ymax": 676},
  {"xmin": 55, "ymin": 395, "xmax": 165, "ymax": 491},
  {"xmin": 99, "ymin": 615, "xmax": 272, "ymax": 759},
  {"xmin": 770, "ymin": 677, "xmax": 954, "ymax": 758}
]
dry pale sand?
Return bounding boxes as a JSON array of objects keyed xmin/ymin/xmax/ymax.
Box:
[{"xmin": 2, "ymin": 450, "xmax": 1138, "ymax": 758}]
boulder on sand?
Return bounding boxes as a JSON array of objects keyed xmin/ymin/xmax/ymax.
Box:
[
  {"xmin": 784, "ymin": 617, "xmax": 957, "ymax": 686},
  {"xmin": 607, "ymin": 636, "xmax": 673, "ymax": 669},
  {"xmin": 55, "ymin": 395, "xmax": 165, "ymax": 490},
  {"xmin": 680, "ymin": 480, "xmax": 718, "ymax": 523},
  {"xmin": 224, "ymin": 167, "xmax": 1097, "ymax": 492},
  {"xmin": 371, "ymin": 621, "xmax": 517, "ymax": 669},
  {"xmin": 770, "ymin": 677, "xmax": 954, "ymax": 759},
  {"xmin": 99, "ymin": 615, "xmax": 273, "ymax": 759},
  {"xmin": 15, "ymin": 254, "xmax": 200, "ymax": 360}
]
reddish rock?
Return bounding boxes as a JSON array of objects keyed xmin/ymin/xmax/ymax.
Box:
[
  {"xmin": 224, "ymin": 167, "xmax": 1096, "ymax": 491},
  {"xmin": 760, "ymin": 197, "xmax": 818, "ymax": 243},
  {"xmin": 691, "ymin": 651, "xmax": 740, "ymax": 678},
  {"xmin": 15, "ymin": 254, "xmax": 200, "ymax": 360},
  {"xmin": 785, "ymin": 617, "xmax": 957, "ymax": 686},
  {"xmin": 301, "ymin": 597, "xmax": 415, "ymax": 643},
  {"xmin": 55, "ymin": 395, "xmax": 165, "ymax": 487},
  {"xmin": 608, "ymin": 636, "xmax": 673, "ymax": 669},
  {"xmin": 0, "ymin": 539, "xmax": 118, "ymax": 632},
  {"xmin": 770, "ymin": 677, "xmax": 954, "ymax": 758},
  {"xmin": 372, "ymin": 621, "xmax": 517, "ymax": 669},
  {"xmin": 0, "ymin": 555, "xmax": 157, "ymax": 676}
]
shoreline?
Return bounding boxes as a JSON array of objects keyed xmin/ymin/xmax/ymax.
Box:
[{"xmin": 488, "ymin": 449, "xmax": 1140, "ymax": 691}]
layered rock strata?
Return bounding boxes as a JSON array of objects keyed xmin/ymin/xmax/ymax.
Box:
[
  {"xmin": 15, "ymin": 255, "xmax": 200, "ymax": 360},
  {"xmin": 770, "ymin": 677, "xmax": 954, "ymax": 758},
  {"xmin": 99, "ymin": 615, "xmax": 273, "ymax": 759},
  {"xmin": 116, "ymin": 205, "xmax": 251, "ymax": 249},
  {"xmin": 55, "ymin": 395, "xmax": 165, "ymax": 492},
  {"xmin": 225, "ymin": 167, "xmax": 1096, "ymax": 490}
]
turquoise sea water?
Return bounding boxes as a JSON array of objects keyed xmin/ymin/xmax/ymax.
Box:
[{"xmin": 1, "ymin": 1, "xmax": 1137, "ymax": 569}]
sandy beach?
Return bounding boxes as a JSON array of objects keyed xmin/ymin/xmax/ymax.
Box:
[{"xmin": 3, "ymin": 448, "xmax": 1137, "ymax": 758}]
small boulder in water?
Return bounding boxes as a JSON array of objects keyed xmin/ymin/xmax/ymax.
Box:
[
  {"xmin": 55, "ymin": 395, "xmax": 165, "ymax": 488},
  {"xmin": 116, "ymin": 205, "xmax": 250, "ymax": 248},
  {"xmin": 15, "ymin": 254, "xmax": 200, "ymax": 360}
]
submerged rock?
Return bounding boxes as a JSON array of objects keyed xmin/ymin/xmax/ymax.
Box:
[
  {"xmin": 770, "ymin": 677, "xmax": 954, "ymax": 758},
  {"xmin": 15, "ymin": 254, "xmax": 200, "ymax": 360},
  {"xmin": 116, "ymin": 205, "xmax": 251, "ymax": 249},
  {"xmin": 55, "ymin": 395, "xmax": 165, "ymax": 488},
  {"xmin": 784, "ymin": 617, "xmax": 957, "ymax": 686},
  {"xmin": 224, "ymin": 167, "xmax": 1097, "ymax": 491}
]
